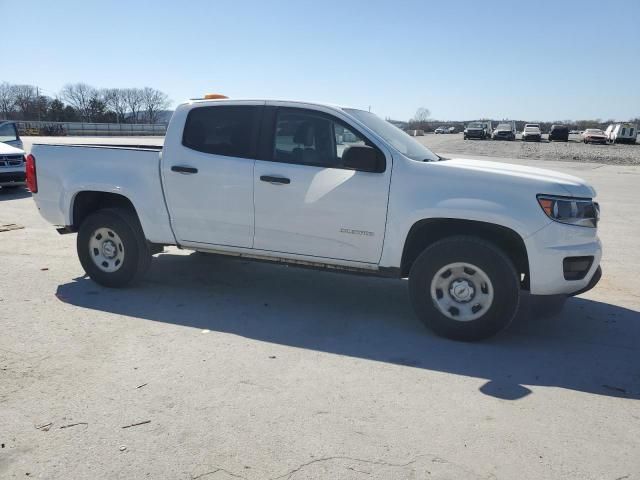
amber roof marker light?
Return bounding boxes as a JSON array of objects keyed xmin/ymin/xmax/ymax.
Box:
[{"xmin": 203, "ymin": 93, "xmax": 228, "ymax": 100}]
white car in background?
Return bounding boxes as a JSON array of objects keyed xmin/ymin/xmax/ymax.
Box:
[
  {"xmin": 605, "ymin": 123, "xmax": 637, "ymax": 144},
  {"xmin": 522, "ymin": 124, "xmax": 542, "ymax": 142},
  {"xmin": 0, "ymin": 141, "xmax": 26, "ymax": 189}
]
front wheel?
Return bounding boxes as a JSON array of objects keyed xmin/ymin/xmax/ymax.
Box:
[
  {"xmin": 77, "ymin": 208, "xmax": 151, "ymax": 288},
  {"xmin": 409, "ymin": 236, "xmax": 520, "ymax": 341}
]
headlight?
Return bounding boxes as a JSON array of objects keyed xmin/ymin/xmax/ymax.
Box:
[{"xmin": 537, "ymin": 195, "xmax": 599, "ymax": 227}]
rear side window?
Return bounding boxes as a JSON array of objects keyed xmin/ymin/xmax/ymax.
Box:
[{"xmin": 182, "ymin": 106, "xmax": 259, "ymax": 158}]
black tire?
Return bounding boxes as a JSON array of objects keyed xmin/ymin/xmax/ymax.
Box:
[
  {"xmin": 529, "ymin": 294, "xmax": 567, "ymax": 318},
  {"xmin": 408, "ymin": 236, "xmax": 520, "ymax": 341},
  {"xmin": 77, "ymin": 208, "xmax": 151, "ymax": 288}
]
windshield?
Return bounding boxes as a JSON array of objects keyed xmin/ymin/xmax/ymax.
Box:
[
  {"xmin": 344, "ymin": 109, "xmax": 440, "ymax": 162},
  {"xmin": 496, "ymin": 124, "xmax": 512, "ymax": 129},
  {"xmin": 586, "ymin": 129, "xmax": 603, "ymax": 134},
  {"xmin": 468, "ymin": 123, "xmax": 483, "ymax": 128}
]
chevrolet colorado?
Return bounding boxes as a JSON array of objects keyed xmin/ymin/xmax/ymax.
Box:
[{"xmin": 28, "ymin": 98, "xmax": 602, "ymax": 341}]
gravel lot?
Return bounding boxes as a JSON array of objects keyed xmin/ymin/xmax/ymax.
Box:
[
  {"xmin": 419, "ymin": 133, "xmax": 640, "ymax": 165},
  {"xmin": 1, "ymin": 137, "xmax": 639, "ymax": 479}
]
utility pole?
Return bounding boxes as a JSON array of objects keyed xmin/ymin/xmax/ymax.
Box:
[{"xmin": 37, "ymin": 86, "xmax": 41, "ymax": 123}]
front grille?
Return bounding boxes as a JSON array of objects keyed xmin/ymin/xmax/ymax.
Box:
[{"xmin": 0, "ymin": 155, "xmax": 24, "ymax": 167}]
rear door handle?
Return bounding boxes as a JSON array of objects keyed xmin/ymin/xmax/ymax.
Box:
[
  {"xmin": 171, "ymin": 165, "xmax": 198, "ymax": 174},
  {"xmin": 260, "ymin": 175, "xmax": 290, "ymax": 185}
]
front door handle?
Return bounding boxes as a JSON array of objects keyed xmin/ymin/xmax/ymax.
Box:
[
  {"xmin": 260, "ymin": 175, "xmax": 290, "ymax": 185},
  {"xmin": 171, "ymin": 165, "xmax": 198, "ymax": 174}
]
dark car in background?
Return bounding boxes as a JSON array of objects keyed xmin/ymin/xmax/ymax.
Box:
[
  {"xmin": 464, "ymin": 122, "xmax": 489, "ymax": 140},
  {"xmin": 491, "ymin": 122, "xmax": 516, "ymax": 141},
  {"xmin": 548, "ymin": 125, "xmax": 569, "ymax": 142}
]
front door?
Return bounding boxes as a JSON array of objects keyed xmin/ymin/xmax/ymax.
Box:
[
  {"xmin": 253, "ymin": 106, "xmax": 391, "ymax": 264},
  {"xmin": 161, "ymin": 103, "xmax": 262, "ymax": 248}
]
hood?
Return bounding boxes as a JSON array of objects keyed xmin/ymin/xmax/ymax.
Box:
[
  {"xmin": 440, "ymin": 158, "xmax": 596, "ymax": 198},
  {"xmin": 0, "ymin": 142, "xmax": 25, "ymax": 155}
]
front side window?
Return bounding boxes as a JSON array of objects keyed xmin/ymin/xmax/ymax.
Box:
[
  {"xmin": 273, "ymin": 110, "xmax": 369, "ymax": 168},
  {"xmin": 182, "ymin": 106, "xmax": 258, "ymax": 158},
  {"xmin": 0, "ymin": 123, "xmax": 18, "ymax": 143}
]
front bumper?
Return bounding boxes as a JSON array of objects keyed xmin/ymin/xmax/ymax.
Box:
[
  {"xmin": 0, "ymin": 171, "xmax": 26, "ymax": 186},
  {"xmin": 523, "ymin": 134, "xmax": 541, "ymax": 141},
  {"xmin": 569, "ymin": 265, "xmax": 602, "ymax": 297},
  {"xmin": 524, "ymin": 220, "xmax": 602, "ymax": 295},
  {"xmin": 465, "ymin": 130, "xmax": 485, "ymax": 138}
]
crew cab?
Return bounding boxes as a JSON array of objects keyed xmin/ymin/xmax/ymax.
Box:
[{"xmin": 28, "ymin": 98, "xmax": 603, "ymax": 341}]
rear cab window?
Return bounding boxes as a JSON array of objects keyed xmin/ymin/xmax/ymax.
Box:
[{"xmin": 182, "ymin": 105, "xmax": 261, "ymax": 159}]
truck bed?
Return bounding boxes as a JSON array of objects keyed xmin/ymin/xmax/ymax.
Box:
[{"xmin": 30, "ymin": 143, "xmax": 175, "ymax": 244}]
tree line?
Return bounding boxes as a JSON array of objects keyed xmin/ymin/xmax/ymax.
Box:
[{"xmin": 0, "ymin": 82, "xmax": 170, "ymax": 124}]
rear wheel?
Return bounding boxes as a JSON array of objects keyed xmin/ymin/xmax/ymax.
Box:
[
  {"xmin": 77, "ymin": 208, "xmax": 151, "ymax": 288},
  {"xmin": 408, "ymin": 236, "xmax": 520, "ymax": 341}
]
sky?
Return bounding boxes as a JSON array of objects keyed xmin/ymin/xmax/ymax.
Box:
[{"xmin": 2, "ymin": 0, "xmax": 639, "ymax": 122}]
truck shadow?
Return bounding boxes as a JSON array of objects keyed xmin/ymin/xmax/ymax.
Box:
[
  {"xmin": 56, "ymin": 251, "xmax": 640, "ymax": 401},
  {"xmin": 0, "ymin": 187, "xmax": 31, "ymax": 200}
]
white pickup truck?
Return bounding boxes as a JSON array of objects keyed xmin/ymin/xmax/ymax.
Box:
[{"xmin": 28, "ymin": 98, "xmax": 602, "ymax": 341}]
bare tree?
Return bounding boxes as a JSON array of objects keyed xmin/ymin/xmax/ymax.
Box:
[
  {"xmin": 60, "ymin": 83, "xmax": 97, "ymax": 121},
  {"xmin": 413, "ymin": 107, "xmax": 431, "ymax": 122},
  {"xmin": 12, "ymin": 85, "xmax": 39, "ymax": 119},
  {"xmin": 141, "ymin": 87, "xmax": 170, "ymax": 124},
  {"xmin": 102, "ymin": 88, "xmax": 128, "ymax": 123},
  {"xmin": 123, "ymin": 88, "xmax": 144, "ymax": 123},
  {"xmin": 0, "ymin": 82, "xmax": 18, "ymax": 119}
]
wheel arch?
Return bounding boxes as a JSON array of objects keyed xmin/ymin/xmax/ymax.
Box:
[
  {"xmin": 71, "ymin": 191, "xmax": 141, "ymax": 232},
  {"xmin": 400, "ymin": 218, "xmax": 530, "ymax": 288}
]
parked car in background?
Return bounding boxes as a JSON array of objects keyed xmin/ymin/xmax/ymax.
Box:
[
  {"xmin": 464, "ymin": 122, "xmax": 490, "ymax": 139},
  {"xmin": 605, "ymin": 123, "xmax": 637, "ymax": 144},
  {"xmin": 491, "ymin": 122, "xmax": 516, "ymax": 141},
  {"xmin": 0, "ymin": 141, "xmax": 26, "ymax": 189},
  {"xmin": 583, "ymin": 128, "xmax": 607, "ymax": 144},
  {"xmin": 548, "ymin": 125, "xmax": 569, "ymax": 142},
  {"xmin": 0, "ymin": 121, "xmax": 23, "ymax": 150},
  {"xmin": 27, "ymin": 96, "xmax": 602, "ymax": 341},
  {"xmin": 522, "ymin": 124, "xmax": 542, "ymax": 141},
  {"xmin": 447, "ymin": 126, "xmax": 456, "ymax": 134},
  {"xmin": 406, "ymin": 129, "xmax": 425, "ymax": 136},
  {"xmin": 434, "ymin": 126, "xmax": 447, "ymax": 134}
]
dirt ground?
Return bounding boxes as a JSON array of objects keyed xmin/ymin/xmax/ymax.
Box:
[{"xmin": 419, "ymin": 133, "xmax": 640, "ymax": 165}]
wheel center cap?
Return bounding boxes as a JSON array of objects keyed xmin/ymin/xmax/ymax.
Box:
[
  {"xmin": 102, "ymin": 240, "xmax": 117, "ymax": 259},
  {"xmin": 450, "ymin": 279, "xmax": 475, "ymax": 303}
]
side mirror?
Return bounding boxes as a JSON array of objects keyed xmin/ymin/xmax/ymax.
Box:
[{"xmin": 342, "ymin": 145, "xmax": 384, "ymax": 173}]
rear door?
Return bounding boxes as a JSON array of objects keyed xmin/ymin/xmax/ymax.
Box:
[
  {"xmin": 161, "ymin": 102, "xmax": 263, "ymax": 248},
  {"xmin": 252, "ymin": 104, "xmax": 391, "ymax": 264}
]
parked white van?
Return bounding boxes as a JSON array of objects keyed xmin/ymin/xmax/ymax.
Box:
[{"xmin": 605, "ymin": 123, "xmax": 637, "ymax": 144}]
